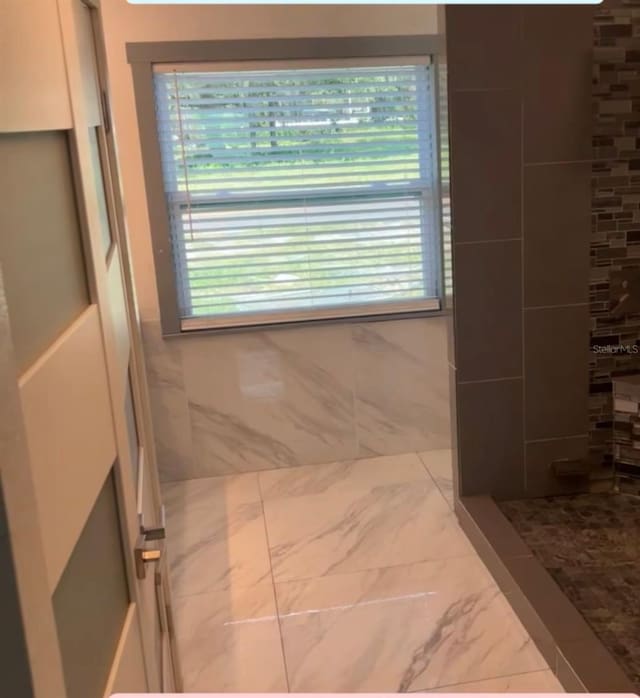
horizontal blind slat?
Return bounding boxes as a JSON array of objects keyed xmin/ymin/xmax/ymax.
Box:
[
  {"xmin": 169, "ymin": 198, "xmax": 421, "ymax": 223},
  {"xmin": 156, "ymin": 127, "xmax": 420, "ymax": 143},
  {"xmin": 166, "ymin": 168, "xmax": 422, "ymax": 190},
  {"xmin": 159, "ymin": 146, "xmax": 420, "ymax": 164},
  {"xmin": 190, "ymin": 279, "xmax": 426, "ymax": 306},
  {"xmin": 156, "ymin": 97, "xmax": 421, "ymax": 111},
  {"xmin": 172, "ymin": 219, "xmax": 423, "ymax": 241},
  {"xmin": 179, "ymin": 233, "xmax": 423, "ymax": 255},
  {"xmin": 180, "ymin": 257, "xmax": 425, "ymax": 283},
  {"xmin": 189, "ymin": 266, "xmax": 424, "ymax": 293}
]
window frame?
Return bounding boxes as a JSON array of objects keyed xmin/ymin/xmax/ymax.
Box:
[{"xmin": 128, "ymin": 35, "xmax": 446, "ymax": 336}]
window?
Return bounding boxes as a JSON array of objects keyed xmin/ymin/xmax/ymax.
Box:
[{"xmin": 145, "ymin": 50, "xmax": 443, "ymax": 331}]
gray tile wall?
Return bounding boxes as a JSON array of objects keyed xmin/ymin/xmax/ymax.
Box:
[{"xmin": 447, "ymin": 6, "xmax": 593, "ymax": 498}]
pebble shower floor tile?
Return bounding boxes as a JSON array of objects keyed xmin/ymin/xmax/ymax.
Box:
[{"xmin": 500, "ymin": 492, "xmax": 640, "ymax": 690}]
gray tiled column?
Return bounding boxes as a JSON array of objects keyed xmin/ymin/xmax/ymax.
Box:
[
  {"xmin": 521, "ymin": 7, "xmax": 592, "ymax": 496},
  {"xmin": 447, "ymin": 6, "xmax": 593, "ymax": 500},
  {"xmin": 447, "ymin": 7, "xmax": 525, "ymax": 500}
]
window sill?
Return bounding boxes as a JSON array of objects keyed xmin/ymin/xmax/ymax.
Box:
[{"xmin": 162, "ymin": 300, "xmax": 445, "ymax": 339}]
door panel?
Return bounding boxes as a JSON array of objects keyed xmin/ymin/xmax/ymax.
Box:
[
  {"xmin": 0, "ymin": 267, "xmax": 67, "ymax": 698},
  {"xmin": 52, "ymin": 470, "xmax": 129, "ymax": 698},
  {"xmin": 0, "ymin": 0, "xmax": 71, "ymax": 131},
  {"xmin": 72, "ymin": 0, "xmax": 102, "ymax": 127},
  {"xmin": 0, "ymin": 131, "xmax": 90, "ymax": 372},
  {"xmin": 107, "ymin": 608, "xmax": 148, "ymax": 695},
  {"xmin": 18, "ymin": 307, "xmax": 117, "ymax": 591}
]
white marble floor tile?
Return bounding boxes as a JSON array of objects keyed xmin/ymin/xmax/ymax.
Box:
[
  {"xmin": 427, "ymin": 669, "xmax": 564, "ymax": 692},
  {"xmin": 163, "ymin": 471, "xmax": 262, "ymax": 509},
  {"xmin": 276, "ymin": 557, "xmax": 548, "ymax": 692},
  {"xmin": 263, "ymin": 479, "xmax": 473, "ymax": 582},
  {"xmin": 163, "ymin": 474, "xmax": 272, "ymax": 597},
  {"xmin": 419, "ymin": 449, "xmax": 455, "ymax": 509},
  {"xmin": 163, "ymin": 454, "xmax": 555, "ymax": 695},
  {"xmin": 173, "ymin": 582, "xmax": 287, "ymax": 692},
  {"xmin": 259, "ymin": 453, "xmax": 429, "ymax": 501}
]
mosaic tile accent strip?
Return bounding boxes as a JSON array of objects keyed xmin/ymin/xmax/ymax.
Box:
[
  {"xmin": 500, "ymin": 493, "xmax": 640, "ymax": 690},
  {"xmin": 590, "ymin": 2, "xmax": 640, "ymax": 470}
]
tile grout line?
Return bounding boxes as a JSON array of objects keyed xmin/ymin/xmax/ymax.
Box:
[
  {"xmin": 458, "ymin": 375, "xmax": 522, "ymax": 386},
  {"xmin": 350, "ymin": 322, "xmax": 362, "ymax": 460},
  {"xmin": 519, "ymin": 23, "xmax": 527, "ymax": 496},
  {"xmin": 416, "ymin": 449, "xmax": 443, "ymax": 491},
  {"xmin": 524, "ymin": 302, "xmax": 589, "ymax": 311},
  {"xmin": 416, "ymin": 450, "xmax": 454, "ymax": 512},
  {"xmin": 455, "ymin": 236, "xmax": 522, "ymax": 246},
  {"xmin": 256, "ymin": 472, "xmax": 293, "ymax": 693},
  {"xmin": 524, "ymin": 159, "xmax": 594, "ymax": 167},
  {"xmin": 271, "ymin": 551, "xmax": 491, "ymax": 590},
  {"xmin": 451, "ymin": 86, "xmax": 516, "ymax": 94},
  {"xmin": 410, "ymin": 667, "xmax": 560, "ymax": 693},
  {"xmin": 525, "ymin": 433, "xmax": 589, "ymax": 445}
]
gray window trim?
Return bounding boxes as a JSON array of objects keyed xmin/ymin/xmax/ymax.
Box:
[{"xmin": 128, "ymin": 35, "xmax": 445, "ymax": 337}]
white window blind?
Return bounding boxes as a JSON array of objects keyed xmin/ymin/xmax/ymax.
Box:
[{"xmin": 153, "ymin": 61, "xmax": 441, "ymax": 329}]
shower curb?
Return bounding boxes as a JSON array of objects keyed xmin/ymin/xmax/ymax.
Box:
[{"xmin": 455, "ymin": 494, "xmax": 636, "ymax": 693}]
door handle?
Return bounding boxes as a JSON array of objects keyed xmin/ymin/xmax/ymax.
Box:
[
  {"xmin": 134, "ymin": 510, "xmax": 165, "ymax": 580},
  {"xmin": 134, "ymin": 536, "xmax": 163, "ymax": 580},
  {"xmin": 135, "ymin": 505, "xmax": 167, "ymax": 579}
]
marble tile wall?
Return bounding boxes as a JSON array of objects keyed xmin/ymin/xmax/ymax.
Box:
[{"xmin": 142, "ymin": 316, "xmax": 451, "ymax": 481}]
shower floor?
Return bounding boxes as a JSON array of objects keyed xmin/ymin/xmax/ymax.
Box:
[{"xmin": 499, "ymin": 492, "xmax": 640, "ymax": 691}]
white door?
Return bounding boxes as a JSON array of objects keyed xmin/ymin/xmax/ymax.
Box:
[
  {"xmin": 0, "ymin": 0, "xmax": 180, "ymax": 695},
  {"xmin": 62, "ymin": 0, "xmax": 183, "ymax": 692}
]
